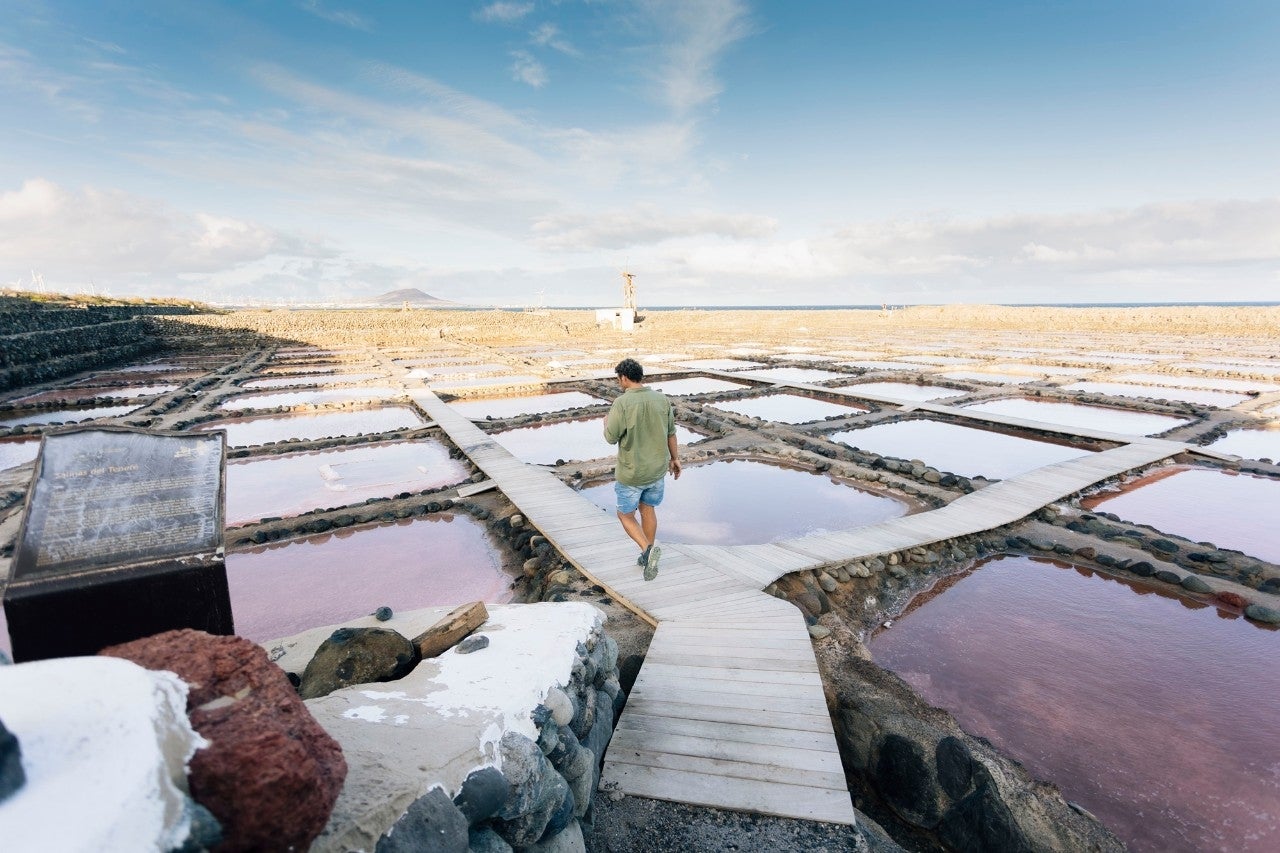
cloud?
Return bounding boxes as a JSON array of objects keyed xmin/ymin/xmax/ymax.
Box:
[
  {"xmin": 0, "ymin": 179, "xmax": 320, "ymax": 286},
  {"xmin": 298, "ymin": 0, "xmax": 373, "ymax": 30},
  {"xmin": 532, "ymin": 205, "xmax": 777, "ymax": 250},
  {"xmin": 654, "ymin": 197, "xmax": 1280, "ymax": 300},
  {"xmin": 530, "ymin": 23, "xmax": 579, "ymax": 56},
  {"xmin": 475, "ymin": 2, "xmax": 535, "ymax": 24},
  {"xmin": 510, "ymin": 50, "xmax": 548, "ymax": 87},
  {"xmin": 640, "ymin": 0, "xmax": 752, "ymax": 115}
]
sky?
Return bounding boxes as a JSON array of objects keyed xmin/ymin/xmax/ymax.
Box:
[{"xmin": 1, "ymin": 0, "xmax": 1278, "ymax": 307}]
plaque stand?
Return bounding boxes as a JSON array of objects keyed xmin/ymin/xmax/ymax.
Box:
[{"xmin": 3, "ymin": 426, "xmax": 233, "ymax": 663}]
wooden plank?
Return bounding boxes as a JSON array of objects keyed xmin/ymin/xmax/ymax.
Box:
[
  {"xmin": 639, "ymin": 653, "xmax": 817, "ymax": 676},
  {"xmin": 620, "ymin": 696, "xmax": 832, "ymax": 732},
  {"xmin": 600, "ymin": 763, "xmax": 856, "ymax": 825},
  {"xmin": 638, "ymin": 661, "xmax": 822, "ymax": 687},
  {"xmin": 614, "ymin": 712, "xmax": 837, "ymax": 752},
  {"xmin": 607, "ymin": 732, "xmax": 846, "ymax": 781}
]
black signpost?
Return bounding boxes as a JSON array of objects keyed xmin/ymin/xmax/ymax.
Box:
[{"xmin": 3, "ymin": 426, "xmax": 233, "ymax": 662}]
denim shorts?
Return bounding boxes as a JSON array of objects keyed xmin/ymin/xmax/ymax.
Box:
[{"xmin": 614, "ymin": 477, "xmax": 665, "ymax": 514}]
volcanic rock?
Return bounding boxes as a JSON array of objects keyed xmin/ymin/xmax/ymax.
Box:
[
  {"xmin": 0, "ymin": 717, "xmax": 25, "ymax": 803},
  {"xmin": 300, "ymin": 627, "xmax": 418, "ymax": 699},
  {"xmin": 102, "ymin": 630, "xmax": 347, "ymax": 853}
]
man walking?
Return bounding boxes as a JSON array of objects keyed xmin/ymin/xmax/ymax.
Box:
[{"xmin": 604, "ymin": 358, "xmax": 681, "ymax": 580}]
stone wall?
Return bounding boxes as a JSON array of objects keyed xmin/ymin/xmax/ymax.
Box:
[{"xmin": 0, "ymin": 306, "xmax": 196, "ymax": 391}]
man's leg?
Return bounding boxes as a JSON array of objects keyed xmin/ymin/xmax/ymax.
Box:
[
  {"xmin": 616, "ymin": 509, "xmax": 649, "ymax": 552},
  {"xmin": 639, "ymin": 502, "xmax": 658, "ymax": 548}
]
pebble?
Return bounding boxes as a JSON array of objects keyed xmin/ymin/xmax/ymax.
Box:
[
  {"xmin": 373, "ymin": 606, "xmax": 393, "ymax": 622},
  {"xmin": 807, "ymin": 625, "xmax": 831, "ymax": 640},
  {"xmin": 1245, "ymin": 604, "xmax": 1280, "ymax": 625}
]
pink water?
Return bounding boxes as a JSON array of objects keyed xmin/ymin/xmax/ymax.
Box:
[
  {"xmin": 579, "ymin": 458, "xmax": 909, "ymax": 544},
  {"xmin": 1208, "ymin": 428, "xmax": 1280, "ymax": 462},
  {"xmin": 739, "ymin": 367, "xmax": 848, "ymax": 383},
  {"xmin": 197, "ymin": 407, "xmax": 424, "ymax": 447},
  {"xmin": 491, "ymin": 417, "xmax": 701, "ymax": 466},
  {"xmin": 0, "ymin": 437, "xmax": 38, "ymax": 471},
  {"xmin": 871, "ymin": 555, "xmax": 1280, "ymax": 852},
  {"xmin": 0, "ymin": 404, "xmax": 140, "ymax": 427},
  {"xmin": 1082, "ymin": 467, "xmax": 1280, "ymax": 563},
  {"xmin": 1064, "ymin": 381, "xmax": 1249, "ymax": 408},
  {"xmin": 831, "ymin": 419, "xmax": 1091, "ymax": 480},
  {"xmin": 841, "ymin": 382, "xmax": 967, "ymax": 402},
  {"xmin": 446, "ymin": 391, "xmax": 606, "ymax": 420},
  {"xmin": 709, "ymin": 394, "xmax": 867, "ymax": 424},
  {"xmin": 225, "ymin": 439, "xmax": 469, "ymax": 526},
  {"xmin": 963, "ymin": 398, "xmax": 1191, "ymax": 436},
  {"xmin": 647, "ymin": 377, "xmax": 750, "ymax": 395},
  {"xmin": 225, "ymin": 514, "xmax": 514, "ymax": 643},
  {"xmin": 219, "ymin": 386, "xmax": 403, "ymax": 410}
]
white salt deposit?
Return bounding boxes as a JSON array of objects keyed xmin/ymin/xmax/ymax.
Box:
[{"xmin": 0, "ymin": 656, "xmax": 206, "ymax": 852}]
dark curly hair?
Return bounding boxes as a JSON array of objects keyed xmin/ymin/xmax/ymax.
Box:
[{"xmin": 614, "ymin": 358, "xmax": 644, "ymax": 383}]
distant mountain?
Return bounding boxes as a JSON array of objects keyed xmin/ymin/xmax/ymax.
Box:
[{"xmin": 357, "ymin": 288, "xmax": 459, "ymax": 306}]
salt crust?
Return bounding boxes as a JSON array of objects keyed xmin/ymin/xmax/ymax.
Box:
[
  {"xmin": 266, "ymin": 602, "xmax": 605, "ymax": 853},
  {"xmin": 0, "ymin": 656, "xmax": 205, "ymax": 852}
]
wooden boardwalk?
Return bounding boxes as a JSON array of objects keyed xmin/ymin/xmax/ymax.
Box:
[{"xmin": 410, "ymin": 387, "xmax": 1185, "ymax": 825}]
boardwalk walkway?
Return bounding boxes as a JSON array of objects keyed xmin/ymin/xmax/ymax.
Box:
[{"xmin": 410, "ymin": 387, "xmax": 1185, "ymax": 825}]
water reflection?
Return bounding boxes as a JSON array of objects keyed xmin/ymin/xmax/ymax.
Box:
[
  {"xmin": 840, "ymin": 382, "xmax": 967, "ymax": 402},
  {"xmin": 871, "ymin": 555, "xmax": 1280, "ymax": 852},
  {"xmin": 1063, "ymin": 381, "xmax": 1248, "ymax": 408},
  {"xmin": 0, "ymin": 437, "xmax": 38, "ymax": 471},
  {"xmin": 1083, "ymin": 467, "xmax": 1280, "ymax": 563},
  {"xmin": 446, "ymin": 391, "xmax": 605, "ymax": 420},
  {"xmin": 1208, "ymin": 428, "xmax": 1280, "ymax": 461},
  {"xmin": 225, "ymin": 439, "xmax": 468, "ymax": 526},
  {"xmin": 226, "ymin": 514, "xmax": 514, "ymax": 642},
  {"xmin": 831, "ymin": 419, "xmax": 1091, "ymax": 479},
  {"xmin": 647, "ymin": 377, "xmax": 750, "ymax": 395},
  {"xmin": 220, "ymin": 386, "xmax": 403, "ymax": 410},
  {"xmin": 0, "ymin": 405, "xmax": 140, "ymax": 427},
  {"xmin": 709, "ymin": 394, "xmax": 867, "ymax": 424},
  {"xmin": 197, "ymin": 407, "xmax": 424, "ymax": 446},
  {"xmin": 578, "ymin": 458, "xmax": 908, "ymax": 545},
  {"xmin": 738, "ymin": 367, "xmax": 848, "ymax": 383},
  {"xmin": 963, "ymin": 398, "xmax": 1191, "ymax": 436},
  {"xmin": 491, "ymin": 417, "xmax": 700, "ymax": 465}
]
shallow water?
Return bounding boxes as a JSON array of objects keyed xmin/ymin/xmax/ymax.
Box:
[
  {"xmin": 241, "ymin": 372, "xmax": 385, "ymax": 389},
  {"xmin": 407, "ymin": 362, "xmax": 510, "ymax": 378},
  {"xmin": 446, "ymin": 391, "xmax": 605, "ymax": 420},
  {"xmin": 0, "ymin": 404, "xmax": 140, "ymax": 427},
  {"xmin": 491, "ymin": 417, "xmax": 700, "ymax": 465},
  {"xmin": 962, "ymin": 398, "xmax": 1191, "ymax": 436},
  {"xmin": 709, "ymin": 394, "xmax": 867, "ymax": 424},
  {"xmin": 427, "ymin": 374, "xmax": 545, "ymax": 390},
  {"xmin": 831, "ymin": 419, "xmax": 1091, "ymax": 479},
  {"xmin": 225, "ymin": 439, "xmax": 468, "ymax": 526},
  {"xmin": 198, "ymin": 407, "xmax": 424, "ymax": 447},
  {"xmin": 1082, "ymin": 467, "xmax": 1280, "ymax": 563},
  {"xmin": 0, "ymin": 437, "xmax": 38, "ymax": 471},
  {"xmin": 225, "ymin": 514, "xmax": 514, "ymax": 642},
  {"xmin": 939, "ymin": 370, "xmax": 1038, "ymax": 384},
  {"xmin": 578, "ymin": 458, "xmax": 908, "ymax": 544},
  {"xmin": 737, "ymin": 366, "xmax": 848, "ymax": 384},
  {"xmin": 870, "ymin": 555, "xmax": 1280, "ymax": 852},
  {"xmin": 1208, "ymin": 428, "xmax": 1280, "ymax": 461},
  {"xmin": 219, "ymin": 386, "xmax": 403, "ymax": 410},
  {"xmin": 839, "ymin": 381, "xmax": 967, "ymax": 402},
  {"xmin": 839, "ymin": 360, "xmax": 934, "ymax": 371},
  {"xmin": 1064, "ymin": 381, "xmax": 1249, "ymax": 408},
  {"xmin": 647, "ymin": 377, "xmax": 750, "ymax": 395},
  {"xmin": 672, "ymin": 358, "xmax": 769, "ymax": 370},
  {"xmin": 1110, "ymin": 372, "xmax": 1280, "ymax": 393}
]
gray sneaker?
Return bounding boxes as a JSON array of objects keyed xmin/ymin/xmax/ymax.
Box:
[{"xmin": 643, "ymin": 543, "xmax": 661, "ymax": 581}]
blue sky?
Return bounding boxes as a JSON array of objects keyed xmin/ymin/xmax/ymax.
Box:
[{"xmin": 1, "ymin": 0, "xmax": 1278, "ymax": 306}]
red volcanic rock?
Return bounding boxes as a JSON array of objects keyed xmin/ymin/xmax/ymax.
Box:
[
  {"xmin": 102, "ymin": 630, "xmax": 346, "ymax": 852},
  {"xmin": 1215, "ymin": 591, "xmax": 1250, "ymax": 610}
]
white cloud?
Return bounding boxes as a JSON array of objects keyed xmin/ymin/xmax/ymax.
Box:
[
  {"xmin": 510, "ymin": 50, "xmax": 548, "ymax": 87},
  {"xmin": 298, "ymin": 1, "xmax": 373, "ymax": 31},
  {"xmin": 0, "ymin": 179, "xmax": 318, "ymax": 284},
  {"xmin": 476, "ymin": 2, "xmax": 535, "ymax": 24},
  {"xmin": 530, "ymin": 23, "xmax": 579, "ymax": 56},
  {"xmin": 532, "ymin": 205, "xmax": 776, "ymax": 250},
  {"xmin": 640, "ymin": 0, "xmax": 752, "ymax": 115}
]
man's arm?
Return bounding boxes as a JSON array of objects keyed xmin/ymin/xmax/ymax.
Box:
[
  {"xmin": 603, "ymin": 401, "xmax": 623, "ymax": 445},
  {"xmin": 667, "ymin": 432, "xmax": 681, "ymax": 479}
]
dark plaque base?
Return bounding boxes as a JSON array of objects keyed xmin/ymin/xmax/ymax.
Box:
[{"xmin": 4, "ymin": 560, "xmax": 234, "ymax": 663}]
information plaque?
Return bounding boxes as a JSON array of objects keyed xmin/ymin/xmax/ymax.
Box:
[{"xmin": 4, "ymin": 427, "xmax": 234, "ymax": 662}]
